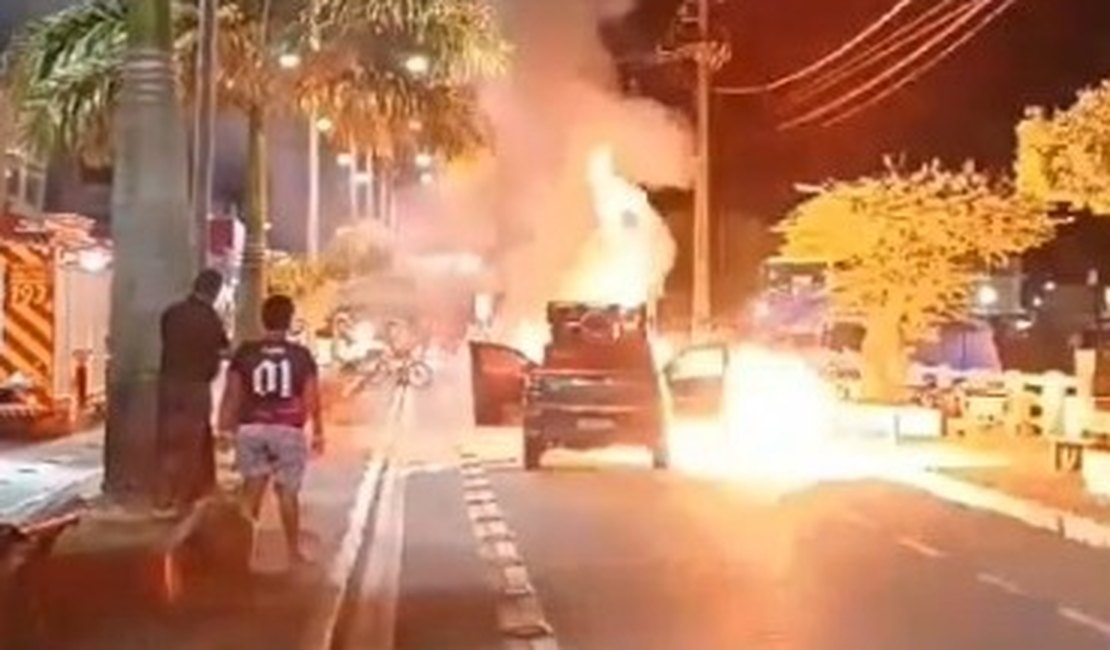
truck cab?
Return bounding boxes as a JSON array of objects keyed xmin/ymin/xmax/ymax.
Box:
[{"xmin": 470, "ymin": 303, "xmax": 731, "ymax": 470}]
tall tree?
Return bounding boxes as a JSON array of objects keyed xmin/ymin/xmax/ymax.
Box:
[
  {"xmin": 778, "ymin": 161, "xmax": 1056, "ymax": 402},
  {"xmin": 296, "ymin": 0, "xmax": 506, "ymax": 221},
  {"xmin": 6, "ymin": 0, "xmax": 507, "ymax": 337},
  {"xmin": 104, "ymin": 0, "xmax": 195, "ymax": 499},
  {"xmin": 1016, "ymin": 81, "xmax": 1110, "ymax": 214}
]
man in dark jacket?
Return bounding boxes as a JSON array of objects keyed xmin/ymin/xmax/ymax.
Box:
[{"xmin": 158, "ymin": 269, "xmax": 229, "ymax": 511}]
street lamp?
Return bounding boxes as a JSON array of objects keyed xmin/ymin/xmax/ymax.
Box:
[
  {"xmin": 315, "ymin": 116, "xmax": 334, "ymax": 133},
  {"xmin": 404, "ymin": 54, "xmax": 431, "ymax": 76},
  {"xmin": 976, "ymin": 284, "xmax": 1000, "ymax": 309},
  {"xmin": 414, "ymin": 151, "xmax": 434, "ymax": 169},
  {"xmin": 337, "ymin": 152, "xmax": 354, "ymax": 167},
  {"xmin": 278, "ymin": 52, "xmax": 302, "ymax": 69},
  {"xmin": 419, "ymin": 171, "xmax": 435, "ymax": 186}
]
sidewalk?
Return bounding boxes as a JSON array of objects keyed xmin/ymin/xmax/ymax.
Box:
[
  {"xmin": 912, "ymin": 431, "xmax": 1110, "ymax": 524},
  {"xmin": 7, "ymin": 378, "xmax": 391, "ymax": 650},
  {"xmin": 37, "ymin": 425, "xmax": 377, "ymax": 650}
]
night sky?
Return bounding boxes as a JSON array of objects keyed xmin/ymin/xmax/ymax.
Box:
[{"xmin": 619, "ymin": 0, "xmax": 1110, "ymax": 297}]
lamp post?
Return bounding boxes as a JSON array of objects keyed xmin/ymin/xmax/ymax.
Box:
[
  {"xmin": 692, "ymin": 0, "xmax": 712, "ymax": 333},
  {"xmin": 306, "ymin": 0, "xmax": 322, "ymax": 260},
  {"xmin": 191, "ymin": 0, "xmax": 218, "ymax": 267}
]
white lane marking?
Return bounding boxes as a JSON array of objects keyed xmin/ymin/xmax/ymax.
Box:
[
  {"xmin": 891, "ymin": 470, "xmax": 1110, "ymax": 550},
  {"xmin": 975, "ymin": 572, "xmax": 1028, "ymax": 597},
  {"xmin": 1057, "ymin": 605, "xmax": 1110, "ymax": 638},
  {"xmin": 459, "ymin": 455, "xmax": 559, "ymax": 648},
  {"xmin": 303, "ymin": 455, "xmax": 392, "ymax": 644},
  {"xmin": 346, "ymin": 463, "xmax": 408, "ymax": 649},
  {"xmin": 303, "ymin": 386, "xmax": 407, "ymax": 650},
  {"xmin": 895, "ymin": 536, "xmax": 946, "ymax": 559}
]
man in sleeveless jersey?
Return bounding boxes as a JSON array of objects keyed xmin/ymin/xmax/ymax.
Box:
[{"xmin": 218, "ymin": 295, "xmax": 324, "ymax": 565}]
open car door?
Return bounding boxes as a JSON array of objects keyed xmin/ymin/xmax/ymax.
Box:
[
  {"xmin": 469, "ymin": 342, "xmax": 535, "ymax": 426},
  {"xmin": 664, "ymin": 343, "xmax": 729, "ymax": 418}
]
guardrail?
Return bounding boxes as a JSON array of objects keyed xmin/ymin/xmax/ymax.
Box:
[{"xmin": 900, "ymin": 365, "xmax": 1082, "ymax": 439}]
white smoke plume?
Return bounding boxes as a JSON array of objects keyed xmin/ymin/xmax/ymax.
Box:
[{"xmin": 400, "ymin": 0, "xmax": 692, "ymax": 338}]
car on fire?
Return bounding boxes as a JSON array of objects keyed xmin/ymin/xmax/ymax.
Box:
[{"xmin": 469, "ymin": 302, "xmax": 731, "ymax": 470}]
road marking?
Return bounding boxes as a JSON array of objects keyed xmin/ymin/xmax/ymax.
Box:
[
  {"xmin": 890, "ymin": 470, "xmax": 1110, "ymax": 550},
  {"xmin": 344, "ymin": 463, "xmax": 408, "ymax": 649},
  {"xmin": 895, "ymin": 536, "xmax": 946, "ymax": 559},
  {"xmin": 975, "ymin": 572, "xmax": 1027, "ymax": 597},
  {"xmin": 301, "ymin": 459, "xmax": 387, "ymax": 649},
  {"xmin": 302, "ymin": 386, "xmax": 406, "ymax": 650},
  {"xmin": 459, "ymin": 454, "xmax": 559, "ymax": 649},
  {"xmin": 1057, "ymin": 606, "xmax": 1110, "ymax": 638}
]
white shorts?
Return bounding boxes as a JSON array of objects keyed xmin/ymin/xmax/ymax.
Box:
[{"xmin": 235, "ymin": 424, "xmax": 308, "ymax": 491}]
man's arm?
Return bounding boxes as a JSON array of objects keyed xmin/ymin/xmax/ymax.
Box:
[
  {"xmin": 304, "ymin": 376, "xmax": 325, "ymax": 453},
  {"xmin": 302, "ymin": 350, "xmax": 324, "ymax": 453},
  {"xmin": 218, "ymin": 368, "xmax": 242, "ymax": 435},
  {"xmin": 208, "ymin": 308, "xmax": 231, "ymax": 358}
]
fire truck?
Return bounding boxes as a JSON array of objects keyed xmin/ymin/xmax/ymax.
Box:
[{"xmin": 0, "ymin": 213, "xmax": 111, "ymax": 435}]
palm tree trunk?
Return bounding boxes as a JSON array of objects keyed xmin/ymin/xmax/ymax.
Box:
[
  {"xmin": 237, "ymin": 103, "xmax": 268, "ymax": 340},
  {"xmin": 104, "ymin": 0, "xmax": 197, "ymax": 500}
]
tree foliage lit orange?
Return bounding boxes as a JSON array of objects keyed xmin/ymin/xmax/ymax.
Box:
[
  {"xmin": 778, "ymin": 161, "xmax": 1057, "ymax": 401},
  {"xmin": 1016, "ymin": 81, "xmax": 1110, "ymax": 214}
]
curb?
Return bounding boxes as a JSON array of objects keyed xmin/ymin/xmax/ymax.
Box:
[
  {"xmin": 891, "ymin": 469, "xmax": 1110, "ymax": 550},
  {"xmin": 301, "ymin": 457, "xmax": 387, "ymax": 650}
]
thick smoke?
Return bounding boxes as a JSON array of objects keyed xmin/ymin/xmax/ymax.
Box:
[{"xmin": 400, "ymin": 0, "xmax": 691, "ymax": 334}]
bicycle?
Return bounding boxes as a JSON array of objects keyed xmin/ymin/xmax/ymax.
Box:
[{"xmin": 341, "ymin": 348, "xmax": 433, "ymax": 397}]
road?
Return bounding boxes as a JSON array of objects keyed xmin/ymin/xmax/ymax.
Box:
[
  {"xmin": 5, "ymin": 358, "xmax": 1110, "ymax": 649},
  {"xmin": 351, "ymin": 355, "xmax": 1110, "ymax": 650}
]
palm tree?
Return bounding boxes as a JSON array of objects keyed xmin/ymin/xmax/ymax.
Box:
[
  {"xmin": 298, "ymin": 0, "xmax": 506, "ymax": 221},
  {"xmin": 107, "ymin": 0, "xmax": 195, "ymax": 499},
  {"xmin": 6, "ymin": 0, "xmax": 507, "ymax": 337}
]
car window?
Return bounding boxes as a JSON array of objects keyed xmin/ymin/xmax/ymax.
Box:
[{"xmin": 667, "ymin": 346, "xmax": 726, "ymax": 381}]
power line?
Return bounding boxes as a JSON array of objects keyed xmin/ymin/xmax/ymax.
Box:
[
  {"xmin": 716, "ymin": 0, "xmax": 921, "ymax": 96},
  {"xmin": 783, "ymin": 0, "xmax": 967, "ymax": 108},
  {"xmin": 777, "ymin": 0, "xmax": 1003, "ymax": 131},
  {"xmin": 816, "ymin": 0, "xmax": 1021, "ymax": 128}
]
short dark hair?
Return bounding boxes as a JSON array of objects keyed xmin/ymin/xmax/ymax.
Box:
[
  {"xmin": 262, "ymin": 294, "xmax": 296, "ymax": 332},
  {"xmin": 193, "ymin": 269, "xmax": 223, "ymax": 297}
]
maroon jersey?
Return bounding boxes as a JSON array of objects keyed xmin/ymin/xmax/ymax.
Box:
[{"xmin": 229, "ymin": 339, "xmax": 318, "ymax": 427}]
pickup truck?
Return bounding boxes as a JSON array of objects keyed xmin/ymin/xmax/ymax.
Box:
[{"xmin": 469, "ymin": 303, "xmax": 732, "ymax": 470}]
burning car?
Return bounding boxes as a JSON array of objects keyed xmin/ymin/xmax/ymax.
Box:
[{"xmin": 469, "ymin": 302, "xmax": 730, "ymax": 470}]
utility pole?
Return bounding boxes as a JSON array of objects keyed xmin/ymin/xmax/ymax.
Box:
[
  {"xmin": 306, "ymin": 0, "xmax": 321, "ymax": 259},
  {"xmin": 692, "ymin": 0, "xmax": 712, "ymax": 331},
  {"xmin": 192, "ymin": 0, "xmax": 218, "ymax": 268},
  {"xmin": 104, "ymin": 0, "xmax": 196, "ymax": 499},
  {"xmin": 658, "ymin": 0, "xmax": 729, "ymax": 333}
]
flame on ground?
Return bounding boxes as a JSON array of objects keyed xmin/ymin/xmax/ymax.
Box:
[{"xmin": 669, "ymin": 345, "xmax": 864, "ymax": 498}]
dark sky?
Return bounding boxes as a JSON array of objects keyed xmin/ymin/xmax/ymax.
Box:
[
  {"xmin": 627, "ymin": 0, "xmax": 1110, "ymax": 220},
  {"xmin": 613, "ymin": 0, "xmax": 1110, "ymax": 297}
]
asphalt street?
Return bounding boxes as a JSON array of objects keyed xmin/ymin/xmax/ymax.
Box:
[
  {"xmin": 376, "ymin": 357, "xmax": 1110, "ymax": 650},
  {"xmin": 5, "ymin": 357, "xmax": 1110, "ymax": 650}
]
